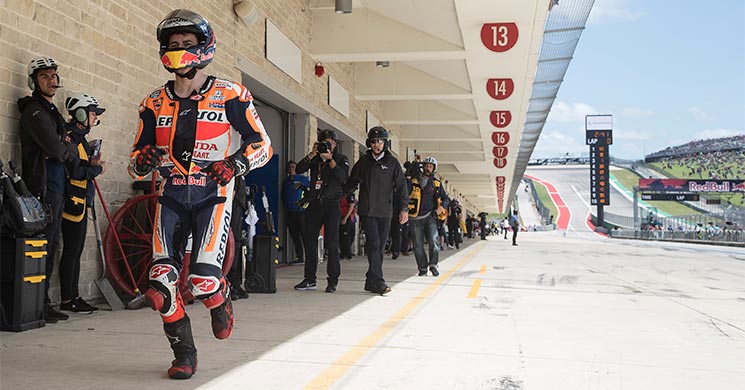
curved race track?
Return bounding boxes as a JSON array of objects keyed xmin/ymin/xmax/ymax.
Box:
[{"xmin": 525, "ymin": 165, "xmax": 636, "ymax": 239}]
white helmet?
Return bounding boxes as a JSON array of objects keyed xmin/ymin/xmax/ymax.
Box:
[
  {"xmin": 65, "ymin": 93, "xmax": 105, "ymax": 124},
  {"xmin": 422, "ymin": 156, "xmax": 437, "ymax": 172},
  {"xmin": 27, "ymin": 57, "xmax": 57, "ymax": 76},
  {"xmin": 27, "ymin": 57, "xmax": 59, "ymax": 90}
]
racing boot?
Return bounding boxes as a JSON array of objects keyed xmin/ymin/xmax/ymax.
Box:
[
  {"xmin": 163, "ymin": 316, "xmax": 198, "ymax": 379},
  {"xmin": 204, "ymin": 277, "xmax": 234, "ymax": 339}
]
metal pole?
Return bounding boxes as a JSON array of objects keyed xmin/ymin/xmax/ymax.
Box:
[{"xmin": 633, "ymin": 185, "xmax": 639, "ymax": 231}]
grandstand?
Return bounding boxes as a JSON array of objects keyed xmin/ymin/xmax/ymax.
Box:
[{"xmin": 644, "ymin": 134, "xmax": 745, "ymax": 162}]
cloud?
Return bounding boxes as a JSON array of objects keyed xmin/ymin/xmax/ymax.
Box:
[
  {"xmin": 687, "ymin": 106, "xmax": 715, "ymax": 121},
  {"xmin": 622, "ymin": 107, "xmax": 655, "ymax": 117},
  {"xmin": 695, "ymin": 128, "xmax": 744, "ymax": 139},
  {"xmin": 532, "ymin": 129, "xmax": 586, "ymax": 157},
  {"xmin": 547, "ymin": 100, "xmax": 598, "ymax": 123},
  {"xmin": 588, "ymin": 0, "xmax": 646, "ymax": 24}
]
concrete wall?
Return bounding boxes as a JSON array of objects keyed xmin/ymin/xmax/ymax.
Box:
[{"xmin": 1, "ymin": 0, "xmax": 382, "ymax": 303}]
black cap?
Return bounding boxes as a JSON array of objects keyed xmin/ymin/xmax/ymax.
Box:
[{"xmin": 318, "ymin": 129, "xmax": 338, "ymax": 141}]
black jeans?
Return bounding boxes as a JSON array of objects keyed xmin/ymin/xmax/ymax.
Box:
[
  {"xmin": 60, "ymin": 209, "xmax": 88, "ymax": 301},
  {"xmin": 361, "ymin": 216, "xmax": 391, "ymax": 287},
  {"xmin": 339, "ymin": 219, "xmax": 355, "ymax": 258},
  {"xmin": 447, "ymin": 221, "xmax": 460, "ymax": 249},
  {"xmin": 512, "ymin": 228, "xmax": 518, "ymax": 245},
  {"xmin": 389, "ymin": 216, "xmax": 402, "ymax": 254},
  {"xmin": 43, "ymin": 191, "xmax": 65, "ymax": 303},
  {"xmin": 302, "ymin": 200, "xmax": 341, "ymax": 283},
  {"xmin": 286, "ymin": 211, "xmax": 305, "ymax": 260}
]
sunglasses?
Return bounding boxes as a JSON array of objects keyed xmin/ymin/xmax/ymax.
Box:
[{"xmin": 370, "ymin": 139, "xmax": 385, "ymax": 145}]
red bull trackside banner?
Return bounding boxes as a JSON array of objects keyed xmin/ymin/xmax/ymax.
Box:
[{"xmin": 639, "ymin": 179, "xmax": 745, "ymax": 194}]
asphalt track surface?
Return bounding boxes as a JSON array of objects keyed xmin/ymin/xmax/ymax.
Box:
[
  {"xmin": 2, "ymin": 165, "xmax": 744, "ymax": 390},
  {"xmin": 526, "ymin": 165, "xmax": 637, "ymax": 238}
]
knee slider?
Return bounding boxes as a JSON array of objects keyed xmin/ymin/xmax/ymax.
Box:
[
  {"xmin": 148, "ymin": 263, "xmax": 179, "ymax": 315},
  {"xmin": 188, "ymin": 273, "xmax": 225, "ymax": 309}
]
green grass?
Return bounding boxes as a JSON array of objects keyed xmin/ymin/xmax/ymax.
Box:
[
  {"xmin": 611, "ymin": 168, "xmax": 702, "ymax": 216},
  {"xmin": 532, "ymin": 180, "xmax": 558, "ymax": 220},
  {"xmin": 648, "ymin": 162, "xmax": 745, "ymax": 207}
]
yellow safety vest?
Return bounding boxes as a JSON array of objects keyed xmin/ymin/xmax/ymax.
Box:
[
  {"xmin": 408, "ymin": 177, "xmax": 442, "ymax": 218},
  {"xmin": 62, "ymin": 142, "xmax": 89, "ymax": 222}
]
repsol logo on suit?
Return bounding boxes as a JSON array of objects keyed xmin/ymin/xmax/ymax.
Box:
[
  {"xmin": 197, "ymin": 110, "xmax": 226, "ymax": 122},
  {"xmin": 157, "ymin": 116, "xmax": 173, "ymax": 127}
]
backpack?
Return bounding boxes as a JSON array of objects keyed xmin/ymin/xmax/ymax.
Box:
[
  {"xmin": 0, "ymin": 160, "xmax": 48, "ymax": 236},
  {"xmin": 509, "ymin": 215, "xmax": 519, "ymax": 228}
]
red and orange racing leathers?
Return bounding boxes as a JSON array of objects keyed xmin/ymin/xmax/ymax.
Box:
[{"xmin": 129, "ymin": 76, "xmax": 271, "ymax": 322}]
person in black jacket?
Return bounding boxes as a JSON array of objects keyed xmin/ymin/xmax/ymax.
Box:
[
  {"xmin": 345, "ymin": 126, "xmax": 408, "ymax": 295},
  {"xmin": 447, "ymin": 199, "xmax": 462, "ymax": 249},
  {"xmin": 294, "ymin": 129, "xmax": 349, "ymax": 293},
  {"xmin": 59, "ymin": 93, "xmax": 105, "ymax": 313},
  {"xmin": 17, "ymin": 56, "xmax": 78, "ymax": 324}
]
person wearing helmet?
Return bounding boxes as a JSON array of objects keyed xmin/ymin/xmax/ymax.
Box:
[
  {"xmin": 17, "ymin": 56, "xmax": 79, "ymax": 324},
  {"xmin": 344, "ymin": 126, "xmax": 408, "ymax": 295},
  {"xmin": 59, "ymin": 93, "xmax": 106, "ymax": 314},
  {"xmin": 294, "ymin": 129, "xmax": 350, "ymax": 293},
  {"xmin": 128, "ymin": 9, "xmax": 272, "ymax": 380},
  {"xmin": 407, "ymin": 156, "xmax": 449, "ymax": 276}
]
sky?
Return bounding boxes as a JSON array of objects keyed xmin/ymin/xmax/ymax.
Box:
[{"xmin": 532, "ymin": 0, "xmax": 745, "ymax": 160}]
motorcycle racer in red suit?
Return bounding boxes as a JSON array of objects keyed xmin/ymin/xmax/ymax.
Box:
[{"xmin": 128, "ymin": 9, "xmax": 272, "ymax": 379}]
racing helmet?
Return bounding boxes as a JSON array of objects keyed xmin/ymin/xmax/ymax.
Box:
[
  {"xmin": 366, "ymin": 126, "xmax": 390, "ymax": 149},
  {"xmin": 27, "ymin": 57, "xmax": 59, "ymax": 90},
  {"xmin": 422, "ymin": 156, "xmax": 437, "ymax": 173},
  {"xmin": 65, "ymin": 93, "xmax": 105, "ymax": 125},
  {"xmin": 156, "ymin": 9, "xmax": 216, "ymax": 71}
]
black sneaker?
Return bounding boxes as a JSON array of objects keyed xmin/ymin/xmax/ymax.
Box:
[
  {"xmin": 45, "ymin": 305, "xmax": 69, "ymax": 321},
  {"xmin": 391, "ymin": 253, "xmax": 399, "ymax": 260},
  {"xmin": 294, "ymin": 279, "xmax": 317, "ymax": 291},
  {"xmin": 44, "ymin": 306, "xmax": 59, "ymax": 324},
  {"xmin": 375, "ymin": 284, "xmax": 391, "ymax": 296},
  {"xmin": 325, "ymin": 279, "xmax": 337, "ymax": 293},
  {"xmin": 418, "ymin": 269, "xmax": 427, "ymax": 276},
  {"xmin": 429, "ymin": 266, "xmax": 440, "ymax": 277},
  {"xmin": 364, "ymin": 280, "xmax": 375, "ymax": 293},
  {"xmin": 61, "ymin": 297, "xmax": 98, "ymax": 313}
]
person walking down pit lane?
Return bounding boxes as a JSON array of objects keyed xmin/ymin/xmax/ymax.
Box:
[
  {"xmin": 344, "ymin": 126, "xmax": 408, "ymax": 295},
  {"xmin": 407, "ymin": 156, "xmax": 449, "ymax": 277},
  {"xmin": 128, "ymin": 9, "xmax": 272, "ymax": 380}
]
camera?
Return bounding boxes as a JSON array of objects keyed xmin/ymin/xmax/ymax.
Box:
[
  {"xmin": 403, "ymin": 160, "xmax": 422, "ymax": 179},
  {"xmin": 317, "ymin": 140, "xmax": 331, "ymax": 154}
]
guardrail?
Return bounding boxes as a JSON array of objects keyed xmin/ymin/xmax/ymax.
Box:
[
  {"xmin": 524, "ymin": 178, "xmax": 554, "ymax": 225},
  {"xmin": 609, "ymin": 229, "xmax": 745, "ymax": 246}
]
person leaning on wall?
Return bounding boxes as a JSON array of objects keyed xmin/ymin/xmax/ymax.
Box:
[
  {"xmin": 59, "ymin": 93, "xmax": 106, "ymax": 313},
  {"xmin": 17, "ymin": 56, "xmax": 79, "ymax": 324}
]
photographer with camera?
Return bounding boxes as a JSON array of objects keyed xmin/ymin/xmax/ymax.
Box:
[
  {"xmin": 344, "ymin": 126, "xmax": 408, "ymax": 295},
  {"xmin": 294, "ymin": 129, "xmax": 349, "ymax": 293},
  {"xmin": 407, "ymin": 156, "xmax": 449, "ymax": 276}
]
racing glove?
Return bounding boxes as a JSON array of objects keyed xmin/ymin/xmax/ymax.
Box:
[
  {"xmin": 133, "ymin": 145, "xmax": 164, "ymax": 175},
  {"xmin": 203, "ymin": 154, "xmax": 249, "ymax": 186}
]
